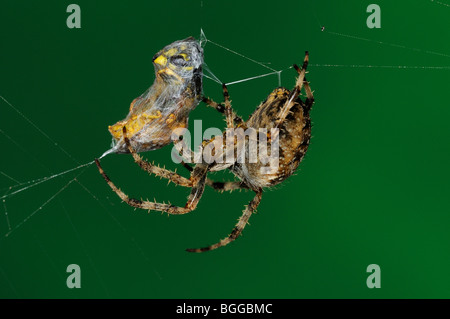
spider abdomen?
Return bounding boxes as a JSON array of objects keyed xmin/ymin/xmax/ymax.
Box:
[{"xmin": 232, "ymin": 88, "xmax": 312, "ymax": 188}]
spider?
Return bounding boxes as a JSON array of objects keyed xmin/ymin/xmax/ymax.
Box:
[{"xmin": 95, "ymin": 52, "xmax": 314, "ymax": 252}]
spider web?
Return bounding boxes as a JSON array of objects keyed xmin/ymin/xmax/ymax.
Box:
[
  {"xmin": 2, "ymin": 8, "xmax": 450, "ymax": 236},
  {"xmin": 1, "ymin": 0, "xmax": 449, "ymax": 297}
]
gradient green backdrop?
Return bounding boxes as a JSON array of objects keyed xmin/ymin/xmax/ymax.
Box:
[{"xmin": 1, "ymin": 0, "xmax": 449, "ymax": 298}]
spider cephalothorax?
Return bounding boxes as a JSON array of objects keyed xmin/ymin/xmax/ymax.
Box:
[
  {"xmin": 96, "ymin": 52, "xmax": 314, "ymax": 253},
  {"xmin": 108, "ymin": 37, "xmax": 203, "ymax": 154}
]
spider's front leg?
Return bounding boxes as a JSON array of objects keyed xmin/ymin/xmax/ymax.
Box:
[
  {"xmin": 202, "ymin": 84, "xmax": 243, "ymax": 128},
  {"xmin": 122, "ymin": 126, "xmax": 193, "ymax": 187},
  {"xmin": 95, "ymin": 159, "xmax": 209, "ymax": 214},
  {"xmin": 171, "ymin": 128, "xmax": 249, "ymax": 193}
]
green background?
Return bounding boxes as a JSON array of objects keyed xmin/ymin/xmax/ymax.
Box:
[{"xmin": 1, "ymin": 0, "xmax": 449, "ymax": 298}]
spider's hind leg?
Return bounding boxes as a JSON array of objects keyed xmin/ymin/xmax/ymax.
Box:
[{"xmin": 186, "ymin": 189, "xmax": 262, "ymax": 252}]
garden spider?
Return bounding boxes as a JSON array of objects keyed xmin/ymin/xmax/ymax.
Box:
[{"xmin": 96, "ymin": 52, "xmax": 314, "ymax": 252}]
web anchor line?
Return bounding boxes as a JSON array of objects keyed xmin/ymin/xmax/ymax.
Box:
[
  {"xmin": 430, "ymin": 0, "xmax": 450, "ymax": 8},
  {"xmin": 200, "ymin": 28, "xmax": 450, "ymax": 91},
  {"xmin": 225, "ymin": 68, "xmax": 291, "ymax": 86},
  {"xmin": 323, "ymin": 30, "xmax": 450, "ymax": 59},
  {"xmin": 0, "ymin": 171, "xmax": 20, "ymax": 185},
  {"xmin": 310, "ymin": 64, "xmax": 450, "ymax": 70},
  {"xmin": 0, "ymin": 161, "xmax": 95, "ymax": 200},
  {"xmin": 200, "ymin": 29, "xmax": 283, "ymax": 86},
  {"xmin": 0, "ymin": 96, "xmax": 80, "ymax": 164},
  {"xmin": 4, "ymin": 173, "xmax": 80, "ymax": 238},
  {"xmin": 206, "ymin": 39, "xmax": 277, "ymax": 72},
  {"xmin": 2, "ymin": 193, "xmax": 12, "ymax": 231}
]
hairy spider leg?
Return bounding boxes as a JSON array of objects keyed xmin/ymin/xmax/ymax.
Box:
[
  {"xmin": 95, "ymin": 159, "xmax": 208, "ymax": 214},
  {"xmin": 302, "ymin": 76, "xmax": 314, "ymax": 112},
  {"xmin": 171, "ymin": 133, "xmax": 246, "ymax": 191},
  {"xmin": 274, "ymin": 51, "xmax": 310, "ymax": 127},
  {"xmin": 206, "ymin": 180, "xmax": 249, "ymax": 192},
  {"xmin": 187, "ymin": 52, "xmax": 316, "ymax": 252},
  {"xmin": 127, "ymin": 123, "xmax": 247, "ymax": 193},
  {"xmin": 180, "ymin": 161, "xmax": 249, "ymax": 192},
  {"xmin": 293, "ymin": 61, "xmax": 315, "ymax": 113},
  {"xmin": 222, "ymin": 83, "xmax": 235, "ymax": 128},
  {"xmin": 202, "ymin": 84, "xmax": 244, "ymax": 127},
  {"xmin": 122, "ymin": 126, "xmax": 194, "ymax": 187},
  {"xmin": 186, "ymin": 189, "xmax": 262, "ymax": 252}
]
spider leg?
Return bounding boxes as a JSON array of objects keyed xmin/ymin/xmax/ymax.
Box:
[
  {"xmin": 222, "ymin": 83, "xmax": 235, "ymax": 128},
  {"xmin": 302, "ymin": 76, "xmax": 314, "ymax": 109},
  {"xmin": 206, "ymin": 180, "xmax": 249, "ymax": 192},
  {"xmin": 294, "ymin": 63, "xmax": 314, "ymax": 113},
  {"xmin": 275, "ymin": 51, "xmax": 309, "ymax": 127},
  {"xmin": 180, "ymin": 160, "xmax": 194, "ymax": 172},
  {"xmin": 180, "ymin": 161, "xmax": 249, "ymax": 192},
  {"xmin": 172, "ymin": 138, "xmax": 200, "ymax": 165},
  {"xmin": 173, "ymin": 140, "xmax": 244, "ymax": 192},
  {"xmin": 122, "ymin": 126, "xmax": 193, "ymax": 187},
  {"xmin": 202, "ymin": 85, "xmax": 243, "ymax": 127},
  {"xmin": 303, "ymin": 77, "xmax": 314, "ymax": 112},
  {"xmin": 186, "ymin": 189, "xmax": 262, "ymax": 252},
  {"xmin": 95, "ymin": 159, "xmax": 208, "ymax": 214},
  {"xmin": 202, "ymin": 96, "xmax": 225, "ymax": 113}
]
